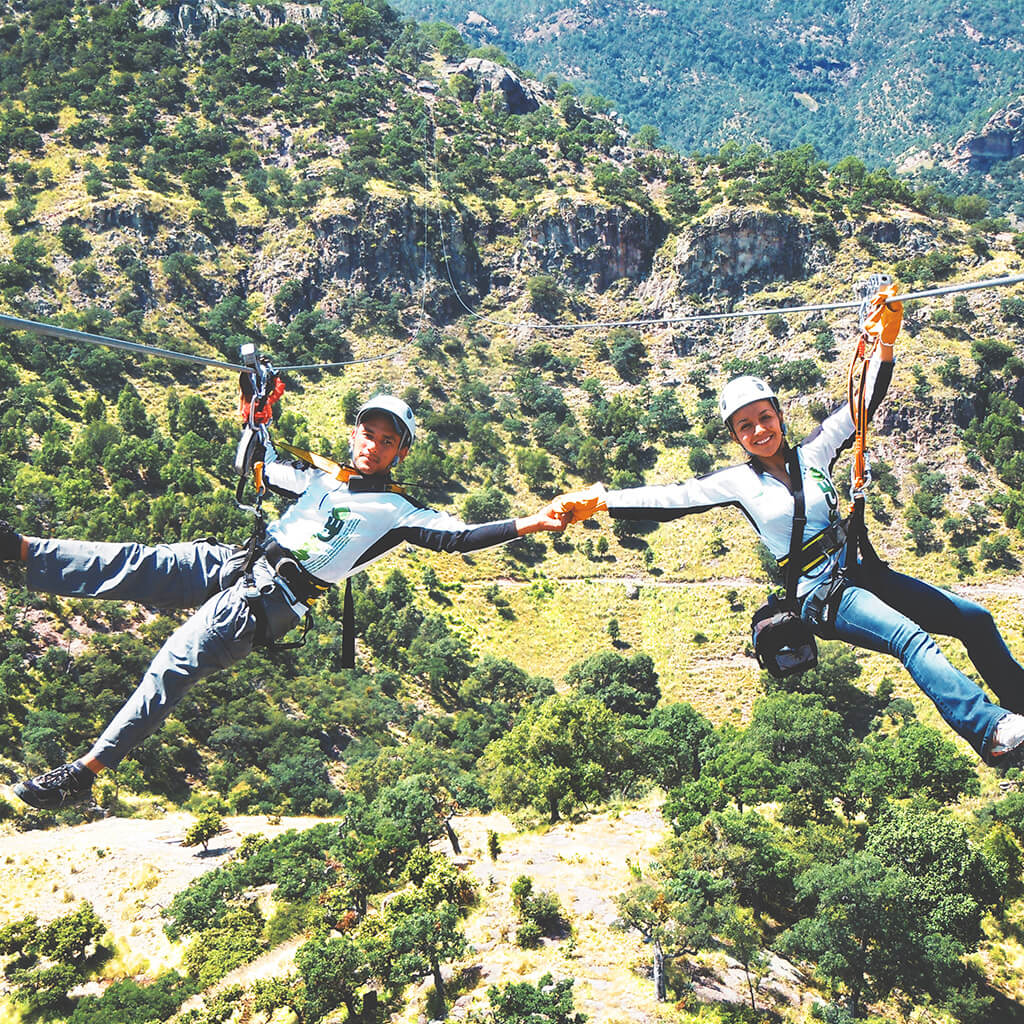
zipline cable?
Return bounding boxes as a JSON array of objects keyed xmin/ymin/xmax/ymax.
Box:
[
  {"xmin": 1, "ymin": 103, "xmax": 438, "ymax": 379},
  {"xmin": 5, "ymin": 269, "xmax": 1024, "ymax": 377},
  {"xmin": 0, "ymin": 159, "xmax": 435, "ymax": 378},
  {"xmin": 0, "ymin": 312, "xmax": 246, "ymax": 372},
  {"xmin": 3, "ymin": 95, "xmax": 1024, "ymax": 380}
]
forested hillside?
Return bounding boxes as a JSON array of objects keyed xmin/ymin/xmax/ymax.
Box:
[
  {"xmin": 389, "ymin": 0, "xmax": 1024, "ymax": 216},
  {"xmin": 2, "ymin": 1, "xmax": 1024, "ymax": 1022}
]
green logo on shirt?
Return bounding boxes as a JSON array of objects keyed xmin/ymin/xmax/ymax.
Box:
[
  {"xmin": 291, "ymin": 507, "xmax": 350, "ymax": 561},
  {"xmin": 808, "ymin": 468, "xmax": 838, "ymax": 513},
  {"xmin": 317, "ymin": 507, "xmax": 350, "ymax": 542}
]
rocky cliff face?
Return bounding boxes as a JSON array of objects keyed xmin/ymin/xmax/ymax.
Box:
[
  {"xmin": 521, "ymin": 201, "xmax": 666, "ymax": 291},
  {"xmin": 657, "ymin": 209, "xmax": 810, "ymax": 300},
  {"xmin": 140, "ymin": 1, "xmax": 323, "ymax": 39},
  {"xmin": 240, "ymin": 197, "xmax": 488, "ymax": 321},
  {"xmin": 948, "ymin": 96, "xmax": 1024, "ymax": 174}
]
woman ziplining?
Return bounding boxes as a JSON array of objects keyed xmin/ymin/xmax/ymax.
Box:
[{"xmin": 555, "ymin": 281, "xmax": 1024, "ymax": 769}]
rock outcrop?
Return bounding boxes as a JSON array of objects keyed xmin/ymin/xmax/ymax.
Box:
[
  {"xmin": 445, "ymin": 58, "xmax": 544, "ymax": 115},
  {"xmin": 247, "ymin": 197, "xmax": 486, "ymax": 319},
  {"xmin": 140, "ymin": 1, "xmax": 323, "ymax": 39},
  {"xmin": 948, "ymin": 97, "xmax": 1024, "ymax": 174},
  {"xmin": 660, "ymin": 208, "xmax": 810, "ymax": 299},
  {"xmin": 522, "ymin": 201, "xmax": 667, "ymax": 291}
]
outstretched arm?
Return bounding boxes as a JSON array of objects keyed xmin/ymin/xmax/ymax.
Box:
[{"xmin": 514, "ymin": 501, "xmax": 576, "ymax": 534}]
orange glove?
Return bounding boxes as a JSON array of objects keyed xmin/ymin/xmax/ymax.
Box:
[
  {"xmin": 239, "ymin": 369, "xmax": 285, "ymax": 425},
  {"xmin": 863, "ymin": 282, "xmax": 903, "ymax": 346},
  {"xmin": 549, "ymin": 485, "xmax": 608, "ymax": 525}
]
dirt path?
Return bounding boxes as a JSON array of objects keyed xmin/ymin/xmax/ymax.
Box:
[
  {"xmin": 0, "ymin": 812, "xmax": 320, "ymax": 975},
  {"xmin": 477, "ymin": 574, "xmax": 1024, "ymax": 596}
]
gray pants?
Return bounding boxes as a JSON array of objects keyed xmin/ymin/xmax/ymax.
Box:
[{"xmin": 26, "ymin": 537, "xmax": 301, "ymax": 768}]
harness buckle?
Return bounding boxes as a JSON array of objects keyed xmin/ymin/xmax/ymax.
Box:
[{"xmin": 850, "ymin": 451, "xmax": 872, "ymax": 501}]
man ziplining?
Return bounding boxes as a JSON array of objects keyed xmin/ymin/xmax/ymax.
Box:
[{"xmin": 4, "ymin": 380, "xmax": 569, "ymax": 811}]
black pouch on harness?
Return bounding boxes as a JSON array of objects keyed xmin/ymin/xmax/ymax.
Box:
[
  {"xmin": 751, "ymin": 600, "xmax": 818, "ymax": 679},
  {"xmin": 750, "ymin": 446, "xmax": 818, "ymax": 680}
]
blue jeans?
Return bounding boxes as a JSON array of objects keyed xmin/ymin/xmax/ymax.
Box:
[
  {"xmin": 808, "ymin": 558, "xmax": 1024, "ymax": 759},
  {"xmin": 27, "ymin": 538, "xmax": 299, "ymax": 768}
]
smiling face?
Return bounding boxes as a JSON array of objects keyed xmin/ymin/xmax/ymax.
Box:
[
  {"xmin": 350, "ymin": 412, "xmax": 409, "ymax": 475},
  {"xmin": 729, "ymin": 399, "xmax": 784, "ymax": 461}
]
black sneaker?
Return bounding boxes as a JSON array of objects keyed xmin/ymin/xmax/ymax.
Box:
[
  {"xmin": 0, "ymin": 520, "xmax": 22, "ymax": 561},
  {"xmin": 12, "ymin": 762, "xmax": 95, "ymax": 810}
]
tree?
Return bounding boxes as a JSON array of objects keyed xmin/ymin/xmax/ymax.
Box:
[
  {"xmin": 722, "ymin": 905, "xmax": 768, "ymax": 1010},
  {"xmin": 182, "ymin": 905, "xmax": 265, "ymax": 988},
  {"xmin": 780, "ymin": 852, "xmax": 923, "ymax": 1017},
  {"xmin": 482, "ymin": 694, "xmax": 627, "ymax": 822},
  {"xmin": 607, "ymin": 328, "xmax": 648, "ymax": 382},
  {"xmin": 616, "ymin": 865, "xmax": 732, "ymax": 1001},
  {"xmin": 526, "ymin": 275, "xmax": 564, "ymax": 319},
  {"xmin": 864, "ymin": 804, "xmax": 997, "ymax": 951},
  {"xmin": 68, "ymin": 973, "xmax": 196, "ymax": 1024},
  {"xmin": 713, "ymin": 693, "xmax": 857, "ymax": 823},
  {"xmin": 510, "ymin": 875, "xmax": 567, "ymax": 947},
  {"xmin": 1, "ymin": 904, "xmax": 109, "ymax": 1015},
  {"xmin": 516, "ymin": 447, "xmax": 553, "ymax": 493},
  {"xmin": 462, "ymin": 485, "xmax": 512, "ymax": 522},
  {"xmin": 564, "ymin": 650, "xmax": 660, "ymax": 717},
  {"xmin": 387, "ymin": 899, "xmax": 467, "ymax": 1013},
  {"xmin": 486, "ymin": 973, "xmax": 587, "ymax": 1024},
  {"xmin": 854, "ymin": 721, "xmax": 979, "ymax": 813},
  {"xmin": 295, "ymin": 931, "xmax": 387, "ymax": 1022},
  {"xmin": 182, "ymin": 810, "xmax": 223, "ymax": 854},
  {"xmin": 666, "ymin": 808, "xmax": 806, "ymax": 923}
]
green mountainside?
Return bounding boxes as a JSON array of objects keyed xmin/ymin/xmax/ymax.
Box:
[
  {"xmin": 390, "ymin": 0, "xmax": 1024, "ymax": 215},
  {"xmin": 1, "ymin": 1, "xmax": 1024, "ymax": 1022}
]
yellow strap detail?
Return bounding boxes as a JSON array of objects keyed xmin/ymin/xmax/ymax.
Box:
[
  {"xmin": 274, "ymin": 439, "xmax": 405, "ymax": 494},
  {"xmin": 777, "ymin": 528, "xmax": 837, "ymax": 571},
  {"xmin": 274, "ymin": 440, "xmax": 354, "ymax": 481}
]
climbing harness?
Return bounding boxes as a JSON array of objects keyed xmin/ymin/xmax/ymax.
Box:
[
  {"xmin": 271, "ymin": 438, "xmax": 412, "ymax": 668},
  {"xmin": 232, "ymin": 343, "xmax": 319, "ymax": 651},
  {"xmin": 752, "ymin": 274, "xmax": 899, "ymax": 663}
]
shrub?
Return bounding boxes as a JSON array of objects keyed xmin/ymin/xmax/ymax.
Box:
[
  {"xmin": 607, "ymin": 328, "xmax": 648, "ymax": 382},
  {"xmin": 527, "ymin": 275, "xmax": 563, "ymax": 319},
  {"xmin": 462, "ymin": 486, "xmax": 512, "ymax": 522}
]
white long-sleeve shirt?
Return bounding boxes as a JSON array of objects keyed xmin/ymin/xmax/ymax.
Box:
[
  {"xmin": 260, "ymin": 441, "xmax": 518, "ymax": 585},
  {"xmin": 606, "ymin": 359, "xmax": 893, "ymax": 596}
]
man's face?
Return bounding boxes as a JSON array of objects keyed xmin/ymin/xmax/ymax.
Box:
[{"xmin": 350, "ymin": 412, "xmax": 409, "ymax": 474}]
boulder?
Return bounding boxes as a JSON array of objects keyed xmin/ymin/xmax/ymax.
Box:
[{"xmin": 446, "ymin": 58, "xmax": 542, "ymax": 115}]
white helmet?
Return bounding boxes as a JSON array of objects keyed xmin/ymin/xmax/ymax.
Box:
[
  {"xmin": 356, "ymin": 394, "xmax": 416, "ymax": 448},
  {"xmin": 718, "ymin": 375, "xmax": 779, "ymax": 425}
]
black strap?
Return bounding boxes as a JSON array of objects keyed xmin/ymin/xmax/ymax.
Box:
[
  {"xmin": 342, "ymin": 578, "xmax": 355, "ymax": 669},
  {"xmin": 844, "ymin": 495, "xmax": 882, "ymax": 570},
  {"xmin": 263, "ymin": 540, "xmax": 330, "ymax": 603},
  {"xmin": 266, "ymin": 608, "xmax": 313, "ymax": 650},
  {"xmin": 241, "ymin": 514, "xmax": 266, "ymax": 587},
  {"xmin": 777, "ymin": 521, "xmax": 847, "ymax": 576},
  {"xmin": 784, "ymin": 445, "xmax": 806, "ymax": 609}
]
